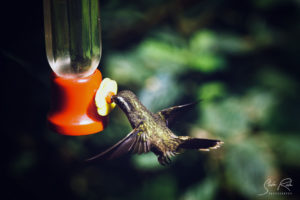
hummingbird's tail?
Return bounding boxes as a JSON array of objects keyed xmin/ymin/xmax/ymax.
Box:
[
  {"xmin": 176, "ymin": 136, "xmax": 223, "ymax": 152},
  {"xmin": 153, "ymin": 136, "xmax": 223, "ymax": 165}
]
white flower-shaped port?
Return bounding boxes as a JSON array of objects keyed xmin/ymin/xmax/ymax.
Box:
[{"xmin": 95, "ymin": 78, "xmax": 118, "ymax": 116}]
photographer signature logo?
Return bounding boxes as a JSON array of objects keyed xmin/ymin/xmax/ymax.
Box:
[{"xmin": 258, "ymin": 177, "xmax": 293, "ymax": 196}]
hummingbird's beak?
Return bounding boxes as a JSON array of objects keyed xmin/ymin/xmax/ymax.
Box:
[{"xmin": 111, "ymin": 94, "xmax": 119, "ymax": 103}]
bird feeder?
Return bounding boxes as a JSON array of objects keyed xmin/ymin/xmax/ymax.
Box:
[{"xmin": 43, "ymin": 0, "xmax": 108, "ymax": 135}]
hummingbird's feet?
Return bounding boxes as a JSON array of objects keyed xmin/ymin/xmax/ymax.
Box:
[{"xmin": 158, "ymin": 155, "xmax": 172, "ymax": 166}]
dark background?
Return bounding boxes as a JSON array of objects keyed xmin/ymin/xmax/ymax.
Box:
[{"xmin": 1, "ymin": 0, "xmax": 300, "ymax": 200}]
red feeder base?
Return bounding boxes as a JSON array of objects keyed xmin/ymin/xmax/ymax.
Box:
[{"xmin": 47, "ymin": 69, "xmax": 108, "ymax": 136}]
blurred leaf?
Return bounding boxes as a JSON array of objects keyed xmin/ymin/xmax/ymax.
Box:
[
  {"xmin": 199, "ymin": 87, "xmax": 277, "ymax": 137},
  {"xmin": 225, "ymin": 140, "xmax": 274, "ymax": 198},
  {"xmin": 138, "ymin": 39, "xmax": 187, "ymax": 66},
  {"xmin": 217, "ymin": 34, "xmax": 253, "ymax": 54},
  {"xmin": 139, "ymin": 73, "xmax": 183, "ymax": 111},
  {"xmin": 256, "ymin": 68, "xmax": 299, "ymax": 96},
  {"xmin": 198, "ymin": 82, "xmax": 227, "ymax": 101},
  {"xmin": 190, "ymin": 30, "xmax": 217, "ymax": 52},
  {"xmin": 200, "ymin": 98, "xmax": 250, "ymax": 138},
  {"xmin": 131, "ymin": 153, "xmax": 163, "ymax": 171},
  {"xmin": 188, "ymin": 52, "xmax": 226, "ymax": 73},
  {"xmin": 134, "ymin": 174, "xmax": 177, "ymax": 200},
  {"xmin": 250, "ymin": 21, "xmax": 274, "ymax": 47},
  {"xmin": 189, "ymin": 31, "xmax": 226, "ymax": 72},
  {"xmin": 180, "ymin": 177, "xmax": 218, "ymax": 200},
  {"xmin": 266, "ymin": 134, "xmax": 300, "ymax": 167},
  {"xmin": 106, "ymin": 54, "xmax": 153, "ymax": 85},
  {"xmin": 242, "ymin": 89, "xmax": 275, "ymax": 126}
]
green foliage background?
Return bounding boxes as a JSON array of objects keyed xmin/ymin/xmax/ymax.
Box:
[{"xmin": 1, "ymin": 0, "xmax": 300, "ymax": 200}]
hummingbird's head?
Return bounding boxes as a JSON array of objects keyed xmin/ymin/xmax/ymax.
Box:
[{"xmin": 112, "ymin": 90, "xmax": 140, "ymax": 114}]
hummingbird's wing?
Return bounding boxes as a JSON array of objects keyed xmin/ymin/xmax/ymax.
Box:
[
  {"xmin": 86, "ymin": 123, "xmax": 150, "ymax": 161},
  {"xmin": 157, "ymin": 102, "xmax": 198, "ymax": 127}
]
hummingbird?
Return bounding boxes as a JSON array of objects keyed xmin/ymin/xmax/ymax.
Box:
[{"xmin": 87, "ymin": 90, "xmax": 223, "ymax": 165}]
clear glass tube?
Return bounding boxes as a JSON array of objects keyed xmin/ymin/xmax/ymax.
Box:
[{"xmin": 44, "ymin": 0, "xmax": 101, "ymax": 78}]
